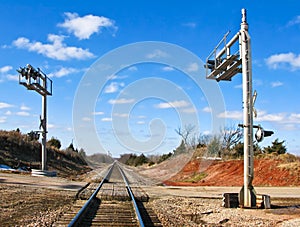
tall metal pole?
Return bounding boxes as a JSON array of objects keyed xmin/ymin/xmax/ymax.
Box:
[
  {"xmin": 240, "ymin": 8, "xmax": 255, "ymax": 207},
  {"xmin": 41, "ymin": 94, "xmax": 47, "ymax": 171}
]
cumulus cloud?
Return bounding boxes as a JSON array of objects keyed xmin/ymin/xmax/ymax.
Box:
[
  {"xmin": 266, "ymin": 52, "xmax": 300, "ymax": 70},
  {"xmin": 0, "ymin": 116, "xmax": 7, "ymax": 123},
  {"xmin": 13, "ymin": 34, "xmax": 94, "ymax": 61},
  {"xmin": 155, "ymin": 100, "xmax": 190, "ymax": 109},
  {"xmin": 82, "ymin": 117, "xmax": 92, "ymax": 122},
  {"xmin": 182, "ymin": 22, "xmax": 197, "ymax": 28},
  {"xmin": 0, "ymin": 102, "xmax": 13, "ymax": 109},
  {"xmin": 104, "ymin": 82, "xmax": 125, "ymax": 93},
  {"xmin": 16, "ymin": 111, "xmax": 30, "ymax": 116},
  {"xmin": 58, "ymin": 12, "xmax": 117, "ymax": 40},
  {"xmin": 186, "ymin": 62, "xmax": 199, "ymax": 72},
  {"xmin": 20, "ymin": 104, "xmax": 30, "ymax": 111},
  {"xmin": 202, "ymin": 106, "xmax": 212, "ymax": 113},
  {"xmin": 101, "ymin": 117, "xmax": 112, "ymax": 122},
  {"xmin": 48, "ymin": 67, "xmax": 79, "ymax": 78},
  {"xmin": 146, "ymin": 49, "xmax": 168, "ymax": 59},
  {"xmin": 108, "ymin": 98, "xmax": 135, "ymax": 104},
  {"xmin": 113, "ymin": 113, "xmax": 129, "ymax": 118},
  {"xmin": 92, "ymin": 111, "xmax": 104, "ymax": 115},
  {"xmin": 287, "ymin": 15, "xmax": 300, "ymax": 27},
  {"xmin": 271, "ymin": 81, "xmax": 283, "ymax": 88},
  {"xmin": 162, "ymin": 66, "xmax": 175, "ymax": 71},
  {"xmin": 218, "ymin": 110, "xmax": 243, "ymax": 120},
  {"xmin": 0, "ymin": 65, "xmax": 12, "ymax": 73}
]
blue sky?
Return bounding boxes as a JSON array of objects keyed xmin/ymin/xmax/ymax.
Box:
[{"xmin": 0, "ymin": 1, "xmax": 300, "ymax": 157}]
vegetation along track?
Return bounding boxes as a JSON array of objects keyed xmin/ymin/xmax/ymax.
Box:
[{"xmin": 53, "ymin": 161, "xmax": 162, "ymax": 227}]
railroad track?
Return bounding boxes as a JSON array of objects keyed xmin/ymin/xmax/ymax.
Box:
[{"xmin": 54, "ymin": 161, "xmax": 162, "ymax": 227}]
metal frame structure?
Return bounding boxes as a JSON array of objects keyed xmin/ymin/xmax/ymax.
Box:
[
  {"xmin": 17, "ymin": 64, "xmax": 52, "ymax": 171},
  {"xmin": 205, "ymin": 9, "xmax": 256, "ymax": 207}
]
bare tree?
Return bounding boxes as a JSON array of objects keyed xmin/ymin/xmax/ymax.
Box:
[
  {"xmin": 221, "ymin": 125, "xmax": 243, "ymax": 150},
  {"xmin": 175, "ymin": 124, "xmax": 195, "ymax": 146}
]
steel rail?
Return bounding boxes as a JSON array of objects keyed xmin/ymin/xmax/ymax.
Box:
[
  {"xmin": 68, "ymin": 162, "xmax": 116, "ymax": 227},
  {"xmin": 117, "ymin": 162, "xmax": 145, "ymax": 227}
]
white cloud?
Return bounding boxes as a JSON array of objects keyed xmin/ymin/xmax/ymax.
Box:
[
  {"xmin": 266, "ymin": 52, "xmax": 300, "ymax": 70},
  {"xmin": 49, "ymin": 67, "xmax": 79, "ymax": 78},
  {"xmin": 186, "ymin": 62, "xmax": 199, "ymax": 72},
  {"xmin": 0, "ymin": 116, "xmax": 7, "ymax": 123},
  {"xmin": 58, "ymin": 12, "xmax": 117, "ymax": 40},
  {"xmin": 16, "ymin": 111, "xmax": 30, "ymax": 116},
  {"xmin": 104, "ymin": 82, "xmax": 125, "ymax": 93},
  {"xmin": 155, "ymin": 100, "xmax": 190, "ymax": 109},
  {"xmin": 162, "ymin": 66, "xmax": 175, "ymax": 71},
  {"xmin": 6, "ymin": 74, "xmax": 18, "ymax": 81},
  {"xmin": 128, "ymin": 66, "xmax": 138, "ymax": 71},
  {"xmin": 0, "ymin": 65, "xmax": 12, "ymax": 73},
  {"xmin": 146, "ymin": 49, "xmax": 168, "ymax": 59},
  {"xmin": 92, "ymin": 111, "xmax": 104, "ymax": 115},
  {"xmin": 48, "ymin": 124, "xmax": 55, "ymax": 129},
  {"xmin": 20, "ymin": 104, "xmax": 30, "ymax": 111},
  {"xmin": 13, "ymin": 34, "xmax": 95, "ymax": 61},
  {"xmin": 108, "ymin": 98, "xmax": 135, "ymax": 104},
  {"xmin": 182, "ymin": 107, "xmax": 197, "ymax": 113},
  {"xmin": 113, "ymin": 113, "xmax": 129, "ymax": 118},
  {"xmin": 218, "ymin": 110, "xmax": 243, "ymax": 120},
  {"xmin": 137, "ymin": 121, "xmax": 145, "ymax": 125},
  {"xmin": 287, "ymin": 15, "xmax": 300, "ymax": 26},
  {"xmin": 5, "ymin": 110, "xmax": 12, "ymax": 115},
  {"xmin": 101, "ymin": 117, "xmax": 112, "ymax": 122},
  {"xmin": 182, "ymin": 22, "xmax": 197, "ymax": 28},
  {"xmin": 202, "ymin": 106, "xmax": 212, "ymax": 113},
  {"xmin": 271, "ymin": 81, "xmax": 283, "ymax": 88},
  {"xmin": 0, "ymin": 102, "xmax": 13, "ymax": 109},
  {"xmin": 82, "ymin": 117, "xmax": 92, "ymax": 122}
]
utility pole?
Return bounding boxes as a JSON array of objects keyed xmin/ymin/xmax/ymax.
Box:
[
  {"xmin": 205, "ymin": 9, "xmax": 256, "ymax": 207},
  {"xmin": 17, "ymin": 64, "xmax": 52, "ymax": 171}
]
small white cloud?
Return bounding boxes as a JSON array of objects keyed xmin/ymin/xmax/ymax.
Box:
[
  {"xmin": 92, "ymin": 111, "xmax": 104, "ymax": 115},
  {"xmin": 0, "ymin": 102, "xmax": 13, "ymax": 109},
  {"xmin": 128, "ymin": 66, "xmax": 138, "ymax": 71},
  {"xmin": 5, "ymin": 110, "xmax": 12, "ymax": 115},
  {"xmin": 113, "ymin": 113, "xmax": 129, "ymax": 118},
  {"xmin": 13, "ymin": 34, "xmax": 95, "ymax": 61},
  {"xmin": 202, "ymin": 107, "xmax": 212, "ymax": 113},
  {"xmin": 0, "ymin": 116, "xmax": 7, "ymax": 123},
  {"xmin": 234, "ymin": 84, "xmax": 243, "ymax": 89},
  {"xmin": 49, "ymin": 67, "xmax": 79, "ymax": 78},
  {"xmin": 155, "ymin": 100, "xmax": 190, "ymax": 109},
  {"xmin": 6, "ymin": 74, "xmax": 18, "ymax": 81},
  {"xmin": 266, "ymin": 52, "xmax": 300, "ymax": 70},
  {"xmin": 287, "ymin": 15, "xmax": 300, "ymax": 27},
  {"xmin": 48, "ymin": 124, "xmax": 55, "ymax": 129},
  {"xmin": 162, "ymin": 66, "xmax": 175, "ymax": 71},
  {"xmin": 146, "ymin": 49, "xmax": 168, "ymax": 59},
  {"xmin": 186, "ymin": 62, "xmax": 199, "ymax": 72},
  {"xmin": 182, "ymin": 22, "xmax": 197, "ymax": 28},
  {"xmin": 108, "ymin": 98, "xmax": 135, "ymax": 104},
  {"xmin": 137, "ymin": 121, "xmax": 145, "ymax": 125},
  {"xmin": 82, "ymin": 117, "xmax": 91, "ymax": 122},
  {"xmin": 16, "ymin": 111, "xmax": 30, "ymax": 116},
  {"xmin": 271, "ymin": 81, "xmax": 283, "ymax": 88},
  {"xmin": 104, "ymin": 82, "xmax": 125, "ymax": 93},
  {"xmin": 182, "ymin": 107, "xmax": 197, "ymax": 113},
  {"xmin": 138, "ymin": 115, "xmax": 146, "ymax": 119},
  {"xmin": 218, "ymin": 111, "xmax": 243, "ymax": 120},
  {"xmin": 0, "ymin": 65, "xmax": 12, "ymax": 73},
  {"xmin": 101, "ymin": 117, "xmax": 112, "ymax": 122},
  {"xmin": 58, "ymin": 12, "xmax": 117, "ymax": 40},
  {"xmin": 20, "ymin": 104, "xmax": 30, "ymax": 111}
]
